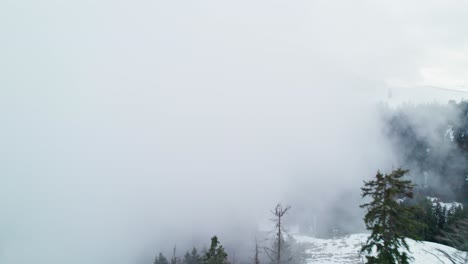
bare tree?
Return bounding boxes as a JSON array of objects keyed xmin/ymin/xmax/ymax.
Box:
[
  {"xmin": 264, "ymin": 203, "xmax": 291, "ymax": 264},
  {"xmin": 172, "ymin": 245, "xmax": 178, "ymax": 264},
  {"xmin": 254, "ymin": 238, "xmax": 260, "ymax": 264}
]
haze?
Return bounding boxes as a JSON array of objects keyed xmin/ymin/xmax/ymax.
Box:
[{"xmin": 1, "ymin": 1, "xmax": 467, "ymax": 263}]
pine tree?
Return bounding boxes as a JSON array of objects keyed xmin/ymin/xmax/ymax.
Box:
[
  {"xmin": 421, "ymin": 199, "xmax": 438, "ymax": 241},
  {"xmin": 184, "ymin": 248, "xmax": 202, "ymax": 264},
  {"xmin": 193, "ymin": 248, "xmax": 203, "ymax": 264},
  {"xmin": 360, "ymin": 168, "xmax": 420, "ymax": 264},
  {"xmin": 184, "ymin": 251, "xmax": 191, "ymax": 264},
  {"xmin": 435, "ymin": 203, "xmax": 447, "ymax": 230},
  {"xmin": 155, "ymin": 253, "xmax": 170, "ymax": 264},
  {"xmin": 402, "ymin": 195, "xmax": 441, "ymax": 243},
  {"xmin": 204, "ymin": 236, "xmax": 229, "ymax": 264}
]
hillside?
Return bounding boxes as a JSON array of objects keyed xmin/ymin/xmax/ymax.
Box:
[{"xmin": 294, "ymin": 233, "xmax": 466, "ymax": 264}]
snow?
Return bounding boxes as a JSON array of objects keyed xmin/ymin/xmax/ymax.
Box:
[
  {"xmin": 445, "ymin": 126, "xmax": 455, "ymax": 141},
  {"xmin": 427, "ymin": 196, "xmax": 464, "ymax": 211},
  {"xmin": 294, "ymin": 233, "xmax": 466, "ymax": 264},
  {"xmin": 397, "ymin": 197, "xmax": 406, "ymax": 204}
]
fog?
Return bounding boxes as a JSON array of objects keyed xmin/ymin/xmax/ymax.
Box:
[{"xmin": 1, "ymin": 1, "xmax": 468, "ymax": 263}]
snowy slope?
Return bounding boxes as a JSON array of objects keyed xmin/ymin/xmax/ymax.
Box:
[{"xmin": 294, "ymin": 233, "xmax": 466, "ymax": 264}]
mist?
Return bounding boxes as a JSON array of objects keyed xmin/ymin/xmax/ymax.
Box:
[{"xmin": 1, "ymin": 1, "xmax": 468, "ymax": 263}]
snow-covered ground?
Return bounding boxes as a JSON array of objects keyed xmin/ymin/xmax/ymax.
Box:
[{"xmin": 294, "ymin": 233, "xmax": 466, "ymax": 264}]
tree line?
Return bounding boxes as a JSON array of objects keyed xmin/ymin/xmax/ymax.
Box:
[
  {"xmin": 381, "ymin": 100, "xmax": 468, "ymax": 248},
  {"xmin": 153, "ymin": 204, "xmax": 308, "ymax": 264},
  {"xmin": 153, "ymin": 167, "xmax": 467, "ymax": 264},
  {"xmin": 382, "ymin": 100, "xmax": 468, "ymax": 206}
]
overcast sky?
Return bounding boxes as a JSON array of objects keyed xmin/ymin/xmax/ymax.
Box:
[{"xmin": 1, "ymin": 1, "xmax": 468, "ymax": 264}]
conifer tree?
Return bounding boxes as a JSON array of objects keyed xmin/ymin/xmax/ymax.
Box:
[
  {"xmin": 360, "ymin": 168, "xmax": 420, "ymax": 264},
  {"xmin": 420, "ymin": 199, "xmax": 438, "ymax": 241},
  {"xmin": 184, "ymin": 251, "xmax": 191, "ymax": 264},
  {"xmin": 204, "ymin": 236, "xmax": 229, "ymax": 264},
  {"xmin": 184, "ymin": 248, "xmax": 202, "ymax": 264},
  {"xmin": 193, "ymin": 248, "xmax": 203, "ymax": 264},
  {"xmin": 435, "ymin": 203, "xmax": 447, "ymax": 230},
  {"xmin": 155, "ymin": 253, "xmax": 170, "ymax": 264}
]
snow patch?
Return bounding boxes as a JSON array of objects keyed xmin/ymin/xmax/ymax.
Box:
[
  {"xmin": 445, "ymin": 125, "xmax": 455, "ymax": 141},
  {"xmin": 294, "ymin": 233, "xmax": 466, "ymax": 264},
  {"xmin": 427, "ymin": 196, "xmax": 463, "ymax": 211}
]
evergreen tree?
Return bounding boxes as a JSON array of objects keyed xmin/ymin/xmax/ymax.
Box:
[
  {"xmin": 204, "ymin": 236, "xmax": 229, "ymax": 264},
  {"xmin": 184, "ymin": 252, "xmax": 191, "ymax": 264},
  {"xmin": 184, "ymin": 248, "xmax": 202, "ymax": 264},
  {"xmin": 435, "ymin": 203, "xmax": 447, "ymax": 230},
  {"xmin": 155, "ymin": 253, "xmax": 170, "ymax": 264},
  {"xmin": 447, "ymin": 205, "xmax": 464, "ymax": 223},
  {"xmin": 192, "ymin": 248, "xmax": 202, "ymax": 263},
  {"xmin": 360, "ymin": 168, "xmax": 420, "ymax": 264},
  {"xmin": 383, "ymin": 101, "xmax": 468, "ymax": 207},
  {"xmin": 420, "ymin": 199, "xmax": 438, "ymax": 241},
  {"xmin": 400, "ymin": 195, "xmax": 439, "ymax": 242}
]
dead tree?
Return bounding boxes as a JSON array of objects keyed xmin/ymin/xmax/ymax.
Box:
[
  {"xmin": 254, "ymin": 238, "xmax": 260, "ymax": 264},
  {"xmin": 264, "ymin": 203, "xmax": 291, "ymax": 264},
  {"xmin": 171, "ymin": 245, "xmax": 177, "ymax": 264}
]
